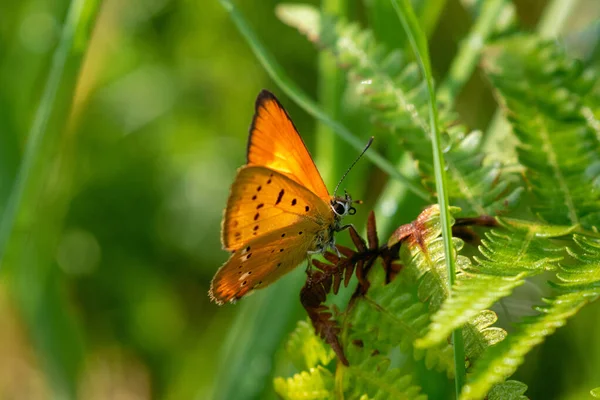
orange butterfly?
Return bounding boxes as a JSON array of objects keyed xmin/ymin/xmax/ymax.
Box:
[{"xmin": 209, "ymin": 90, "xmax": 366, "ymax": 305}]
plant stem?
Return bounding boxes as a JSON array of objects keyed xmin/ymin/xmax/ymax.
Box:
[
  {"xmin": 218, "ymin": 0, "xmax": 430, "ymax": 201},
  {"xmin": 390, "ymin": 0, "xmax": 466, "ymax": 395},
  {"xmin": 0, "ymin": 0, "xmax": 98, "ymax": 270}
]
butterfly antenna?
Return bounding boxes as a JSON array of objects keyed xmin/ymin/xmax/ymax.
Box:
[{"xmin": 333, "ymin": 136, "xmax": 374, "ymax": 197}]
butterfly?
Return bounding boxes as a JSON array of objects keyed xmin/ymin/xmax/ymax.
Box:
[{"xmin": 209, "ymin": 90, "xmax": 366, "ymax": 305}]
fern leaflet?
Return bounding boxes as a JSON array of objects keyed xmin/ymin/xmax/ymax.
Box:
[
  {"xmin": 484, "ymin": 35, "xmax": 600, "ymax": 229},
  {"xmin": 416, "ymin": 218, "xmax": 575, "ymax": 347},
  {"xmin": 460, "ymin": 233, "xmax": 600, "ymax": 399}
]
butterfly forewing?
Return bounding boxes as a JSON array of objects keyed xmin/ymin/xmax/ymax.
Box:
[
  {"xmin": 211, "ymin": 220, "xmax": 327, "ymax": 304},
  {"xmin": 222, "ymin": 166, "xmax": 332, "ymax": 251},
  {"xmin": 247, "ymin": 91, "xmax": 330, "ymax": 200}
]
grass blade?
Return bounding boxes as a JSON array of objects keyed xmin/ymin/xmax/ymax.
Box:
[
  {"xmin": 0, "ymin": 0, "xmax": 99, "ymax": 268},
  {"xmin": 389, "ymin": 0, "xmax": 466, "ymax": 395}
]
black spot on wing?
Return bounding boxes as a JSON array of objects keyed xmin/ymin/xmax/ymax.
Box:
[{"xmin": 275, "ymin": 189, "xmax": 284, "ymax": 205}]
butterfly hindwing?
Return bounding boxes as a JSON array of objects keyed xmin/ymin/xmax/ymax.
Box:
[
  {"xmin": 211, "ymin": 220, "xmax": 328, "ymax": 304},
  {"xmin": 221, "ymin": 166, "xmax": 332, "ymax": 251},
  {"xmin": 247, "ymin": 90, "xmax": 330, "ymax": 200}
]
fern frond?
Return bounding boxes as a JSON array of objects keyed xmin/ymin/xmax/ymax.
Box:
[
  {"xmin": 347, "ymin": 259, "xmax": 456, "ymax": 374},
  {"xmin": 274, "ymin": 366, "xmax": 334, "ymax": 400},
  {"xmin": 460, "ymin": 234, "xmax": 600, "ymax": 399},
  {"xmin": 393, "ymin": 206, "xmax": 507, "ymax": 360},
  {"xmin": 345, "ymin": 206, "xmax": 505, "ymax": 377},
  {"xmin": 484, "ymin": 35, "xmax": 600, "ymax": 229},
  {"xmin": 276, "ymin": 4, "xmax": 522, "ymax": 216},
  {"xmin": 286, "ymin": 320, "xmax": 335, "ymax": 370},
  {"xmin": 461, "ymin": 292, "xmax": 591, "ymax": 399},
  {"xmin": 342, "ymin": 347, "xmax": 427, "ymax": 400},
  {"xmin": 416, "ymin": 218, "xmax": 575, "ymax": 347}
]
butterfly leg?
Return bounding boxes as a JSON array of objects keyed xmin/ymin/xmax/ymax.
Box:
[{"xmin": 336, "ymin": 223, "xmax": 354, "ymax": 232}]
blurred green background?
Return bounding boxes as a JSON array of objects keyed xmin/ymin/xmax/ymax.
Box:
[{"xmin": 0, "ymin": 0, "xmax": 598, "ymax": 399}]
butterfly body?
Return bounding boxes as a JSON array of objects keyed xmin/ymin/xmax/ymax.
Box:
[{"xmin": 209, "ymin": 90, "xmax": 354, "ymax": 305}]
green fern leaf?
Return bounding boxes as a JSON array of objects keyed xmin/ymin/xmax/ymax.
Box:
[
  {"xmin": 274, "ymin": 366, "xmax": 334, "ymax": 400},
  {"xmin": 558, "ymin": 234, "xmax": 600, "ymax": 288},
  {"xmin": 342, "ymin": 347, "xmax": 427, "ymax": 400},
  {"xmin": 347, "ymin": 258, "xmax": 456, "ymax": 374},
  {"xmin": 484, "ymin": 35, "xmax": 600, "ymax": 229},
  {"xmin": 347, "ymin": 206, "xmax": 506, "ymax": 376},
  {"xmin": 487, "ymin": 380, "xmax": 528, "ymax": 400},
  {"xmin": 461, "ymin": 292, "xmax": 592, "ymax": 399},
  {"xmin": 286, "ymin": 320, "xmax": 335, "ymax": 370},
  {"xmin": 461, "ymin": 234, "xmax": 600, "ymax": 399},
  {"xmin": 396, "ymin": 206, "xmax": 507, "ymax": 360},
  {"xmin": 416, "ymin": 218, "xmax": 575, "ymax": 348},
  {"xmin": 276, "ymin": 3, "xmax": 522, "ymax": 216}
]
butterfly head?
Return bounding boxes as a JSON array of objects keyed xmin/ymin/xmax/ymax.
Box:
[
  {"xmin": 331, "ymin": 190, "xmax": 357, "ymax": 218},
  {"xmin": 331, "ymin": 136, "xmax": 373, "ymax": 219}
]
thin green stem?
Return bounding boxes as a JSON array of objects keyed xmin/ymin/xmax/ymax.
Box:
[
  {"xmin": 438, "ymin": 0, "xmax": 511, "ymax": 105},
  {"xmin": 218, "ymin": 0, "xmax": 430, "ymax": 201},
  {"xmin": 0, "ymin": 0, "xmax": 95, "ymax": 270},
  {"xmin": 389, "ymin": 0, "xmax": 465, "ymax": 395}
]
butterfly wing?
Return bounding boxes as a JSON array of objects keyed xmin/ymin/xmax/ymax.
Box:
[
  {"xmin": 222, "ymin": 166, "xmax": 333, "ymax": 251},
  {"xmin": 247, "ymin": 90, "xmax": 330, "ymax": 200},
  {"xmin": 210, "ymin": 220, "xmax": 329, "ymax": 304}
]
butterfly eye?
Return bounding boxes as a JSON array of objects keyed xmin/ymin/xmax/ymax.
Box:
[{"xmin": 332, "ymin": 201, "xmax": 347, "ymax": 216}]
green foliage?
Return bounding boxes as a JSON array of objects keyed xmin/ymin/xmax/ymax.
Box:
[
  {"xmin": 271, "ymin": 5, "xmax": 600, "ymax": 400},
  {"xmin": 274, "ymin": 366, "xmax": 334, "ymax": 400},
  {"xmin": 341, "ymin": 349, "xmax": 426, "ymax": 400},
  {"xmin": 275, "ymin": 319, "xmax": 428, "ymax": 400},
  {"xmin": 286, "ymin": 320, "xmax": 335, "ymax": 370},
  {"xmin": 461, "ymin": 232, "xmax": 600, "ymax": 399},
  {"xmin": 416, "ymin": 219, "xmax": 575, "ymax": 347},
  {"xmin": 347, "ymin": 250, "xmax": 455, "ymax": 374},
  {"xmin": 276, "ymin": 206, "xmax": 509, "ymax": 398},
  {"xmin": 396, "ymin": 206, "xmax": 506, "ymax": 363},
  {"xmin": 277, "ymin": 4, "xmax": 523, "ymax": 216},
  {"xmin": 487, "ymin": 380, "xmax": 528, "ymax": 400},
  {"xmin": 484, "ymin": 35, "xmax": 600, "ymax": 228}
]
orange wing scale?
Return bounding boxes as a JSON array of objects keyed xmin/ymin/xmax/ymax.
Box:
[
  {"xmin": 247, "ymin": 90, "xmax": 330, "ymax": 200},
  {"xmin": 210, "ymin": 220, "xmax": 327, "ymax": 304},
  {"xmin": 221, "ymin": 166, "xmax": 332, "ymax": 251}
]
